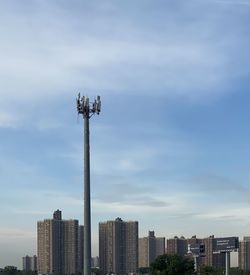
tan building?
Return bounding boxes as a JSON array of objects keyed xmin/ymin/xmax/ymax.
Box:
[
  {"xmin": 37, "ymin": 210, "xmax": 82, "ymax": 275},
  {"xmin": 239, "ymin": 237, "xmax": 250, "ymax": 271},
  {"xmin": 99, "ymin": 217, "xmax": 138, "ymax": 275},
  {"xmin": 139, "ymin": 231, "xmax": 165, "ymax": 268},
  {"xmin": 62, "ymin": 220, "xmax": 79, "ymax": 275}
]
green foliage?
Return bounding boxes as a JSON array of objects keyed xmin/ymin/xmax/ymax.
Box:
[
  {"xmin": 137, "ymin": 267, "xmax": 150, "ymax": 274},
  {"xmin": 200, "ymin": 266, "xmax": 250, "ymax": 275},
  {"xmin": 229, "ymin": 267, "xmax": 250, "ymax": 275},
  {"xmin": 2, "ymin": 266, "xmax": 19, "ymax": 275},
  {"xmin": 91, "ymin": 267, "xmax": 101, "ymax": 275},
  {"xmin": 150, "ymin": 254, "xmax": 194, "ymax": 275},
  {"xmin": 1, "ymin": 267, "xmax": 37, "ymax": 275},
  {"xmin": 199, "ymin": 265, "xmax": 223, "ymax": 275}
]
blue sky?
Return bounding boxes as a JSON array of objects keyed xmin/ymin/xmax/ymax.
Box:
[{"xmin": 1, "ymin": 0, "xmax": 250, "ymax": 268}]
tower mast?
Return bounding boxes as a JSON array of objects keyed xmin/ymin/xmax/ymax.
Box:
[{"xmin": 76, "ymin": 94, "xmax": 101, "ymax": 275}]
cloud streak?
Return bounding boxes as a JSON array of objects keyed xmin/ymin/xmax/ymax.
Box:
[
  {"xmin": 0, "ymin": 112, "xmax": 22, "ymax": 128},
  {"xmin": 211, "ymin": 0, "xmax": 250, "ymax": 6},
  {"xmin": 0, "ymin": 0, "xmax": 248, "ymax": 108}
]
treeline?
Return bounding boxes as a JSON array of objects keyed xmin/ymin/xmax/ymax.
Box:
[
  {"xmin": 148, "ymin": 254, "xmax": 250, "ymax": 275},
  {"xmin": 0, "ymin": 267, "xmax": 37, "ymax": 275},
  {"xmin": 2, "ymin": 260, "xmax": 250, "ymax": 275}
]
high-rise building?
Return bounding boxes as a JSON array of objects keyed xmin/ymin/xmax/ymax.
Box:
[
  {"xmin": 99, "ymin": 217, "xmax": 138, "ymax": 275},
  {"xmin": 187, "ymin": 235, "xmax": 225, "ymax": 269},
  {"xmin": 139, "ymin": 231, "xmax": 165, "ymax": 268},
  {"xmin": 239, "ymin": 237, "xmax": 250, "ymax": 271},
  {"xmin": 155, "ymin": 237, "xmax": 166, "ymax": 257},
  {"xmin": 201, "ymin": 235, "xmax": 225, "ymax": 268},
  {"xmin": 22, "ymin": 255, "xmax": 37, "ymax": 272},
  {"xmin": 91, "ymin": 256, "xmax": 99, "ymax": 268},
  {"xmin": 167, "ymin": 236, "xmax": 187, "ymax": 257},
  {"xmin": 62, "ymin": 220, "xmax": 79, "ymax": 275},
  {"xmin": 23, "ymin": 256, "xmax": 31, "ymax": 271},
  {"xmin": 78, "ymin": 225, "xmax": 84, "ymax": 273},
  {"xmin": 37, "ymin": 210, "xmax": 83, "ymax": 275},
  {"xmin": 187, "ymin": 236, "xmax": 203, "ymax": 268}
]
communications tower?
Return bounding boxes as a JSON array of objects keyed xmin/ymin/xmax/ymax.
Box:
[{"xmin": 76, "ymin": 94, "xmax": 101, "ymax": 275}]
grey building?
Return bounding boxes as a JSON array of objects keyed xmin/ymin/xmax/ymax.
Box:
[
  {"xmin": 187, "ymin": 235, "xmax": 226, "ymax": 269},
  {"xmin": 201, "ymin": 235, "xmax": 225, "ymax": 269},
  {"xmin": 139, "ymin": 231, "xmax": 165, "ymax": 268},
  {"xmin": 99, "ymin": 217, "xmax": 138, "ymax": 275},
  {"xmin": 37, "ymin": 210, "xmax": 83, "ymax": 275},
  {"xmin": 91, "ymin": 256, "xmax": 99, "ymax": 268},
  {"xmin": 239, "ymin": 237, "xmax": 250, "ymax": 271},
  {"xmin": 22, "ymin": 255, "xmax": 37, "ymax": 272},
  {"xmin": 156, "ymin": 237, "xmax": 165, "ymax": 257},
  {"xmin": 78, "ymin": 225, "xmax": 84, "ymax": 273}
]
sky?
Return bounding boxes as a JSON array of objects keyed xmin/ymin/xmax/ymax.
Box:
[{"xmin": 1, "ymin": 0, "xmax": 250, "ymax": 268}]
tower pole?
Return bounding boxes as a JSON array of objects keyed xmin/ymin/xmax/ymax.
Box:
[
  {"xmin": 84, "ymin": 115, "xmax": 91, "ymax": 275},
  {"xmin": 225, "ymin": 252, "xmax": 230, "ymax": 275},
  {"xmin": 76, "ymin": 94, "xmax": 101, "ymax": 275}
]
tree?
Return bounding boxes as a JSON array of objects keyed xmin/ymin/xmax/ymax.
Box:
[
  {"xmin": 91, "ymin": 267, "xmax": 102, "ymax": 275},
  {"xmin": 200, "ymin": 266, "xmax": 250, "ymax": 275},
  {"xmin": 200, "ymin": 265, "xmax": 227, "ymax": 275},
  {"xmin": 137, "ymin": 267, "xmax": 150, "ymax": 274},
  {"xmin": 3, "ymin": 266, "xmax": 19, "ymax": 275},
  {"xmin": 2, "ymin": 267, "xmax": 37, "ymax": 275},
  {"xmin": 150, "ymin": 254, "xmax": 194, "ymax": 275},
  {"xmin": 229, "ymin": 267, "xmax": 250, "ymax": 275}
]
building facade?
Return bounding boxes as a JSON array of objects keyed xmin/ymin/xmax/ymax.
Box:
[
  {"xmin": 239, "ymin": 237, "xmax": 250, "ymax": 271},
  {"xmin": 187, "ymin": 235, "xmax": 226, "ymax": 269},
  {"xmin": 139, "ymin": 231, "xmax": 165, "ymax": 268},
  {"xmin": 91, "ymin": 256, "xmax": 99, "ymax": 268},
  {"xmin": 167, "ymin": 236, "xmax": 187, "ymax": 257},
  {"xmin": 22, "ymin": 255, "xmax": 37, "ymax": 272},
  {"xmin": 99, "ymin": 217, "xmax": 138, "ymax": 275},
  {"xmin": 37, "ymin": 210, "xmax": 83, "ymax": 275},
  {"xmin": 78, "ymin": 225, "xmax": 84, "ymax": 273},
  {"xmin": 201, "ymin": 235, "xmax": 225, "ymax": 268}
]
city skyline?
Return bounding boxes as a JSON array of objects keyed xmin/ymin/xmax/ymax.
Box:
[{"xmin": 1, "ymin": 0, "xmax": 250, "ymax": 268}]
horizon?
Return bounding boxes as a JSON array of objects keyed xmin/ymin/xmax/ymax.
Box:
[{"xmin": 1, "ymin": 0, "xmax": 250, "ymax": 269}]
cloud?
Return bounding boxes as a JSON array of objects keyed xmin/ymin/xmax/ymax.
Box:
[
  {"xmin": 210, "ymin": 0, "xmax": 250, "ymax": 6},
  {"xmin": 35, "ymin": 119, "xmax": 63, "ymax": 131},
  {"xmin": 93, "ymin": 182, "xmax": 169, "ymax": 208},
  {"xmin": 0, "ymin": 112, "xmax": 22, "ymax": 128},
  {"xmin": 0, "ymin": 227, "xmax": 35, "ymax": 240},
  {"xmin": 190, "ymin": 175, "xmax": 241, "ymax": 191},
  {"xmin": 0, "ymin": 0, "xmax": 248, "ymax": 109},
  {"xmin": 11, "ymin": 210, "xmax": 51, "ymax": 216},
  {"xmin": 195, "ymin": 206, "xmax": 250, "ymax": 222},
  {"xmin": 189, "ymin": 175, "xmax": 250, "ymax": 203}
]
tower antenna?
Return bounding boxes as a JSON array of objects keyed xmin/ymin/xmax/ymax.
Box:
[{"xmin": 76, "ymin": 94, "xmax": 101, "ymax": 275}]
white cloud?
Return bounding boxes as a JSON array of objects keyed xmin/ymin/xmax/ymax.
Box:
[
  {"xmin": 0, "ymin": 112, "xmax": 22, "ymax": 128},
  {"xmin": 0, "ymin": 0, "xmax": 247, "ymax": 108},
  {"xmin": 195, "ymin": 206, "xmax": 250, "ymax": 222},
  {"xmin": 0, "ymin": 227, "xmax": 35, "ymax": 240},
  {"xmin": 35, "ymin": 119, "xmax": 63, "ymax": 131},
  {"xmin": 210, "ymin": 0, "xmax": 250, "ymax": 6}
]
